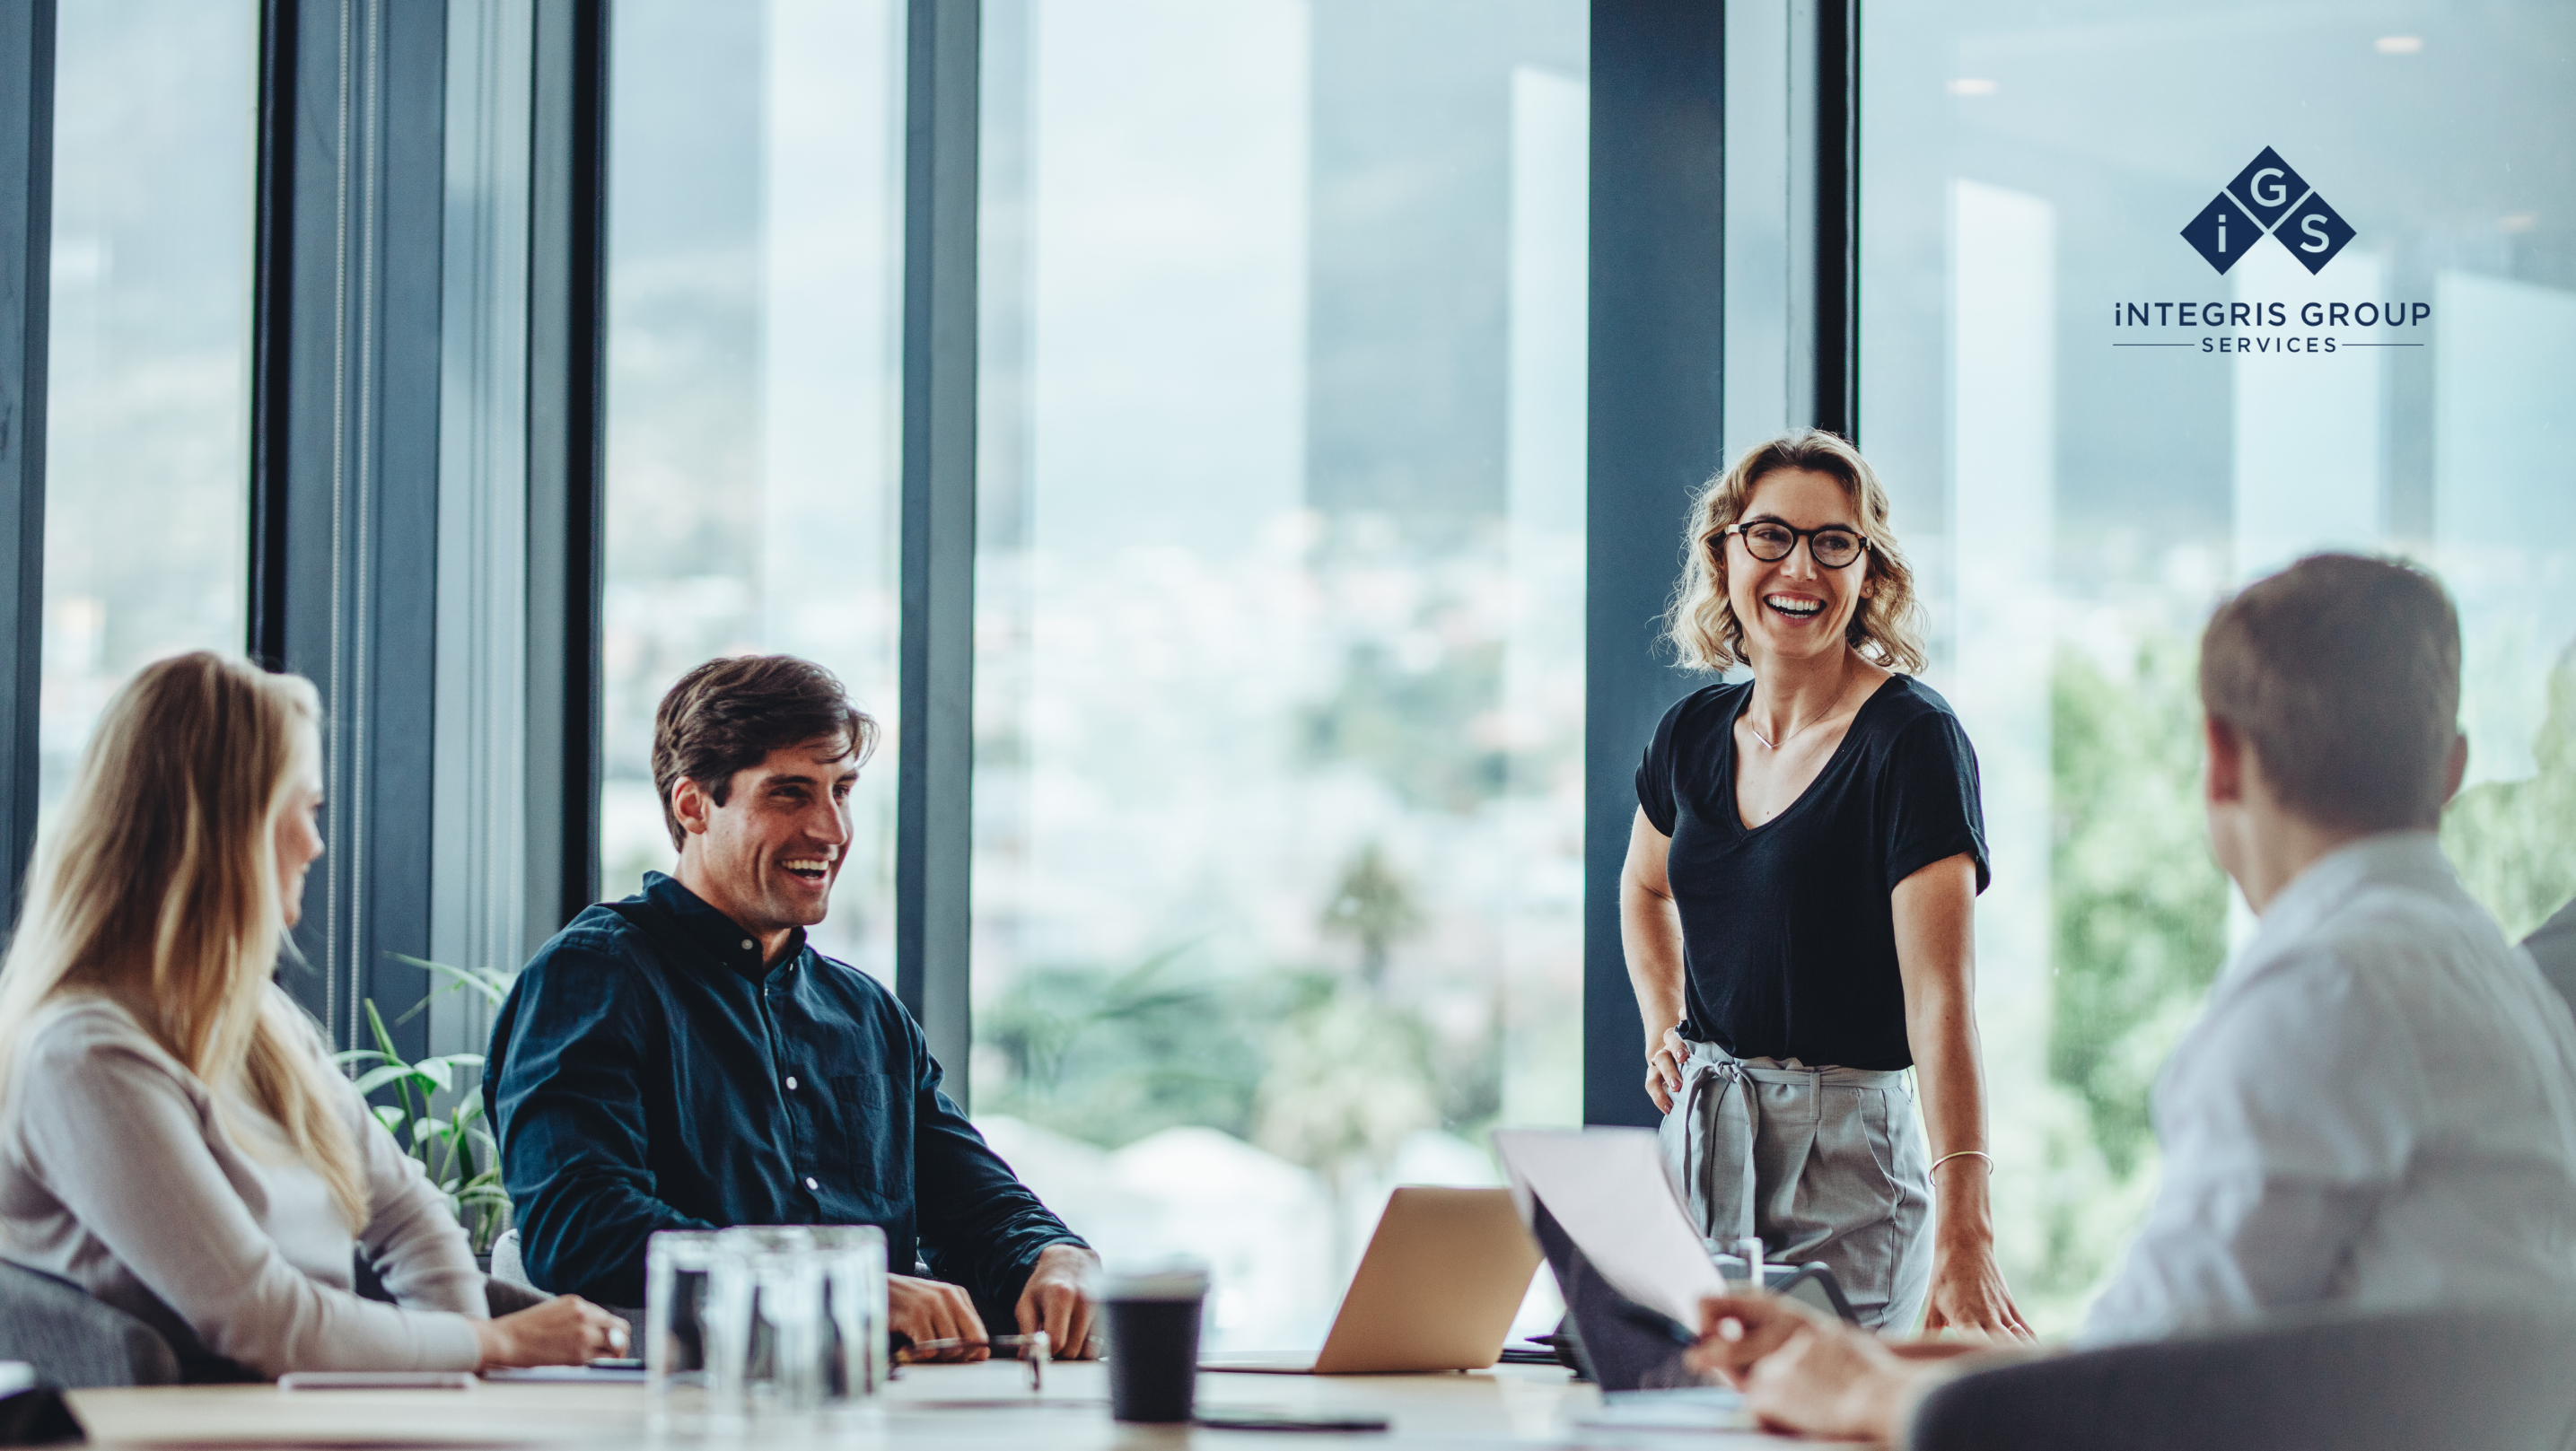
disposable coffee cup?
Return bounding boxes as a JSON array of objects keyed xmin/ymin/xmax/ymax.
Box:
[{"xmin": 1100, "ymin": 1263, "xmax": 1210, "ymax": 1424}]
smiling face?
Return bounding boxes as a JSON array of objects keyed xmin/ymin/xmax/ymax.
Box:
[
  {"xmin": 671, "ymin": 736, "xmax": 858, "ymax": 941},
  {"xmin": 1721, "ymin": 467, "xmax": 1875, "ymax": 669}
]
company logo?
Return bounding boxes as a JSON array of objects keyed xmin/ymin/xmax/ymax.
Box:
[{"xmin": 2179, "ymin": 146, "xmax": 2354, "ymax": 275}]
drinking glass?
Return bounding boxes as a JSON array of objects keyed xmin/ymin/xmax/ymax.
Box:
[
  {"xmin": 810, "ymin": 1225, "xmax": 889, "ymax": 1410},
  {"xmin": 705, "ymin": 1227, "xmax": 828, "ymax": 1420},
  {"xmin": 644, "ymin": 1230, "xmax": 720, "ymax": 1412}
]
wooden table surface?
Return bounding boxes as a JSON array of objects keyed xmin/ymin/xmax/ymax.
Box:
[{"xmin": 64, "ymin": 1359, "xmax": 1791, "ymax": 1448}]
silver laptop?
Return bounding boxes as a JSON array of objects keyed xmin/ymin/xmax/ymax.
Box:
[{"xmin": 1199, "ymin": 1185, "xmax": 1543, "ymax": 1375}]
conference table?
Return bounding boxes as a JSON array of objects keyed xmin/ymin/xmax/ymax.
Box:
[{"xmin": 63, "ymin": 1359, "xmax": 1796, "ymax": 1449}]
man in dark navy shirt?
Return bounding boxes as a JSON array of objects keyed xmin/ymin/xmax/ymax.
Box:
[{"xmin": 486, "ymin": 655, "xmax": 1094, "ymax": 1356}]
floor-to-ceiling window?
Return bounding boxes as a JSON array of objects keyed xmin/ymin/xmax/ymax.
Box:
[
  {"xmin": 968, "ymin": 0, "xmax": 1590, "ymax": 1348},
  {"xmin": 39, "ymin": 0, "xmax": 257, "ymax": 814},
  {"xmin": 598, "ymin": 0, "xmax": 907, "ymax": 979},
  {"xmin": 1862, "ymin": 0, "xmax": 2576, "ymax": 1332}
]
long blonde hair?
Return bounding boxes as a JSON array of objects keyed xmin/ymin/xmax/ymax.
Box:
[
  {"xmin": 1665, "ymin": 430, "xmax": 1927, "ymax": 675},
  {"xmin": 0, "ymin": 652, "xmax": 366, "ymax": 1226}
]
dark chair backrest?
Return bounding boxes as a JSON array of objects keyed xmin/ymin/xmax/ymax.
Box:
[
  {"xmin": 1906, "ymin": 1303, "xmax": 2576, "ymax": 1451},
  {"xmin": 0, "ymin": 1261, "xmax": 180, "ymax": 1388}
]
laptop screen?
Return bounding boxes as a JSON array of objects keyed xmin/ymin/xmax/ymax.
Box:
[{"xmin": 1528, "ymin": 1196, "xmax": 1712, "ymax": 1394}]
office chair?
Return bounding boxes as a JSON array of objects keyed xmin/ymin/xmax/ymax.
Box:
[
  {"xmin": 0, "ymin": 1261, "xmax": 179, "ymax": 1388},
  {"xmin": 1906, "ymin": 1302, "xmax": 2576, "ymax": 1451}
]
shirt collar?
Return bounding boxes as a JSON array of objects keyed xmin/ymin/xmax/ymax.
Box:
[
  {"xmin": 639, "ymin": 870, "xmax": 808, "ymax": 981},
  {"xmin": 2231, "ymin": 830, "xmax": 2453, "ymax": 981}
]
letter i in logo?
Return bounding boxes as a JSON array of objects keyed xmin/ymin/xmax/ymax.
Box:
[{"xmin": 2181, "ymin": 191, "xmax": 2259, "ymax": 275}]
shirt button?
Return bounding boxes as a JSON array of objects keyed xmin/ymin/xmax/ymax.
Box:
[
  {"xmin": 784, "ymin": 1076, "xmax": 799, "ymax": 1091},
  {"xmin": 804, "ymin": 1176, "xmax": 819, "ymax": 1191},
  {"xmin": 740, "ymin": 939, "xmax": 754, "ymax": 951}
]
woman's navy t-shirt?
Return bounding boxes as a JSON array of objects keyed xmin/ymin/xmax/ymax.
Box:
[{"xmin": 1635, "ymin": 675, "xmax": 1990, "ymax": 1071}]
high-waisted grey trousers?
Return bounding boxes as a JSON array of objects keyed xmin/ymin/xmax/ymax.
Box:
[{"xmin": 1656, "ymin": 1039, "xmax": 1932, "ymax": 1332}]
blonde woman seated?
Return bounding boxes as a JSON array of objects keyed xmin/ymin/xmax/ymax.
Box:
[{"xmin": 0, "ymin": 652, "xmax": 626, "ymax": 1378}]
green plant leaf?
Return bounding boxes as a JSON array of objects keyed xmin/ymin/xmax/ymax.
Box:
[
  {"xmin": 352, "ymin": 1064, "xmax": 421, "ymax": 1097},
  {"xmin": 386, "ymin": 953, "xmax": 519, "ymax": 1020}
]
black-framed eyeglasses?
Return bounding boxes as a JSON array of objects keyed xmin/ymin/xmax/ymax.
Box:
[{"xmin": 1720, "ymin": 520, "xmax": 1871, "ymax": 570}]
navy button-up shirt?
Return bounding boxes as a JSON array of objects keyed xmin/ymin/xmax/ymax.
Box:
[{"xmin": 486, "ymin": 872, "xmax": 1082, "ymax": 1312}]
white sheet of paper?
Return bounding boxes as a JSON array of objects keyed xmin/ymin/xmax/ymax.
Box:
[{"xmin": 1491, "ymin": 1127, "xmax": 1725, "ymax": 1326}]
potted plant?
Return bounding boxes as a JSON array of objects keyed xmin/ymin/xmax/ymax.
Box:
[{"xmin": 337, "ymin": 958, "xmax": 519, "ymax": 1266}]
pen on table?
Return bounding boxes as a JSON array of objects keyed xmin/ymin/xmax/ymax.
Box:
[
  {"xmin": 894, "ymin": 1331, "xmax": 1051, "ymax": 1390},
  {"xmin": 898, "ymin": 1333, "xmax": 1051, "ymax": 1357}
]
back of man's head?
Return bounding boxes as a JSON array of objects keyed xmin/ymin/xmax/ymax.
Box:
[
  {"xmin": 2198, "ymin": 553, "xmax": 2461, "ymax": 832},
  {"xmin": 653, "ymin": 654, "xmax": 878, "ymax": 850}
]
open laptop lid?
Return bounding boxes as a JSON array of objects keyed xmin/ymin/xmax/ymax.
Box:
[
  {"xmin": 1310, "ymin": 1185, "xmax": 1541, "ymax": 1373},
  {"xmin": 1525, "ymin": 1196, "xmax": 1710, "ymax": 1392},
  {"xmin": 1490, "ymin": 1128, "xmax": 1722, "ymax": 1325},
  {"xmin": 1202, "ymin": 1185, "xmax": 1541, "ymax": 1374},
  {"xmin": 1491, "ymin": 1128, "xmax": 1730, "ymax": 1394}
]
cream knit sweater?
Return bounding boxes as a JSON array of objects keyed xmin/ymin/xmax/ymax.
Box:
[{"xmin": 0, "ymin": 993, "xmax": 486, "ymax": 1377}]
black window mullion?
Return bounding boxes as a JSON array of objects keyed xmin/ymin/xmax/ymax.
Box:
[
  {"xmin": 896, "ymin": 0, "xmax": 980, "ymax": 1094},
  {"xmin": 525, "ymin": 0, "xmax": 609, "ymax": 945},
  {"xmin": 1813, "ymin": 0, "xmax": 1859, "ymax": 442},
  {"xmin": 248, "ymin": 0, "xmax": 297, "ymax": 671},
  {"xmin": 0, "ymin": 0, "xmax": 52, "ymax": 933},
  {"xmin": 1586, "ymin": 0, "xmax": 1728, "ymax": 1127},
  {"xmin": 250, "ymin": 0, "xmax": 448, "ymax": 1055}
]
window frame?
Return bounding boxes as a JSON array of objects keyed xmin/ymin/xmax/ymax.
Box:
[{"xmin": 0, "ymin": 0, "xmax": 1869, "ymax": 1111}]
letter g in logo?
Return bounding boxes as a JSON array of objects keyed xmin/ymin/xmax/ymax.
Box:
[{"xmin": 2224, "ymin": 146, "xmax": 2309, "ymax": 229}]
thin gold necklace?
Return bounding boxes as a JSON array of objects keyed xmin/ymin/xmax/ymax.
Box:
[{"xmin": 1747, "ymin": 674, "xmax": 1859, "ymax": 751}]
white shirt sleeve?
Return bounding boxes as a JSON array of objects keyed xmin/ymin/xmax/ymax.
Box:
[
  {"xmin": 16, "ymin": 1027, "xmax": 483, "ymax": 1377},
  {"xmin": 2081, "ymin": 946, "xmax": 2421, "ymax": 1342}
]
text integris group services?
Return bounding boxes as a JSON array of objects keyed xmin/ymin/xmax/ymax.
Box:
[
  {"xmin": 2121, "ymin": 144, "xmax": 2430, "ymax": 354},
  {"xmin": 2110, "ymin": 299, "xmax": 2432, "ymax": 354}
]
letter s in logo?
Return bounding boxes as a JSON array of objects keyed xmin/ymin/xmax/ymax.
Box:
[
  {"xmin": 2301, "ymin": 212, "xmax": 2331, "ymax": 252},
  {"xmin": 2253, "ymin": 167, "xmax": 2288, "ymax": 207}
]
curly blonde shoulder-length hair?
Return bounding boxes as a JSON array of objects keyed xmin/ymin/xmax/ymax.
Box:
[{"xmin": 1665, "ymin": 430, "xmax": 1928, "ymax": 675}]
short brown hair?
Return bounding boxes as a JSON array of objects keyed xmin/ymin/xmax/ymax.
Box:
[
  {"xmin": 652, "ymin": 655, "xmax": 881, "ymax": 849},
  {"xmin": 2198, "ymin": 554, "xmax": 2461, "ymax": 831},
  {"xmin": 1665, "ymin": 430, "xmax": 1927, "ymax": 675}
]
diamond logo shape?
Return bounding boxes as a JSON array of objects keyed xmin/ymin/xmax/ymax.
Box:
[
  {"xmin": 2225, "ymin": 145, "xmax": 2310, "ymax": 229},
  {"xmin": 2275, "ymin": 191, "xmax": 2355, "ymax": 275},
  {"xmin": 2179, "ymin": 191, "xmax": 2261, "ymax": 275},
  {"xmin": 2179, "ymin": 147, "xmax": 2356, "ymax": 275}
]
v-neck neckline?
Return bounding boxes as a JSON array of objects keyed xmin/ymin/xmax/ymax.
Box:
[{"xmin": 1725, "ymin": 674, "xmax": 1898, "ymax": 835}]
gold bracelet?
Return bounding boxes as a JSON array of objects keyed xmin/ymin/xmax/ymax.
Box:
[{"xmin": 1928, "ymin": 1149, "xmax": 1993, "ymax": 1176}]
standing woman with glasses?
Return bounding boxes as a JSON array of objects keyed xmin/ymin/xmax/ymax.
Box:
[{"xmin": 1625, "ymin": 431, "xmax": 2028, "ymax": 1336}]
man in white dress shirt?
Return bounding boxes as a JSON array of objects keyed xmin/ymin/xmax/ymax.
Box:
[{"xmin": 1684, "ymin": 553, "xmax": 2576, "ymax": 1440}]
